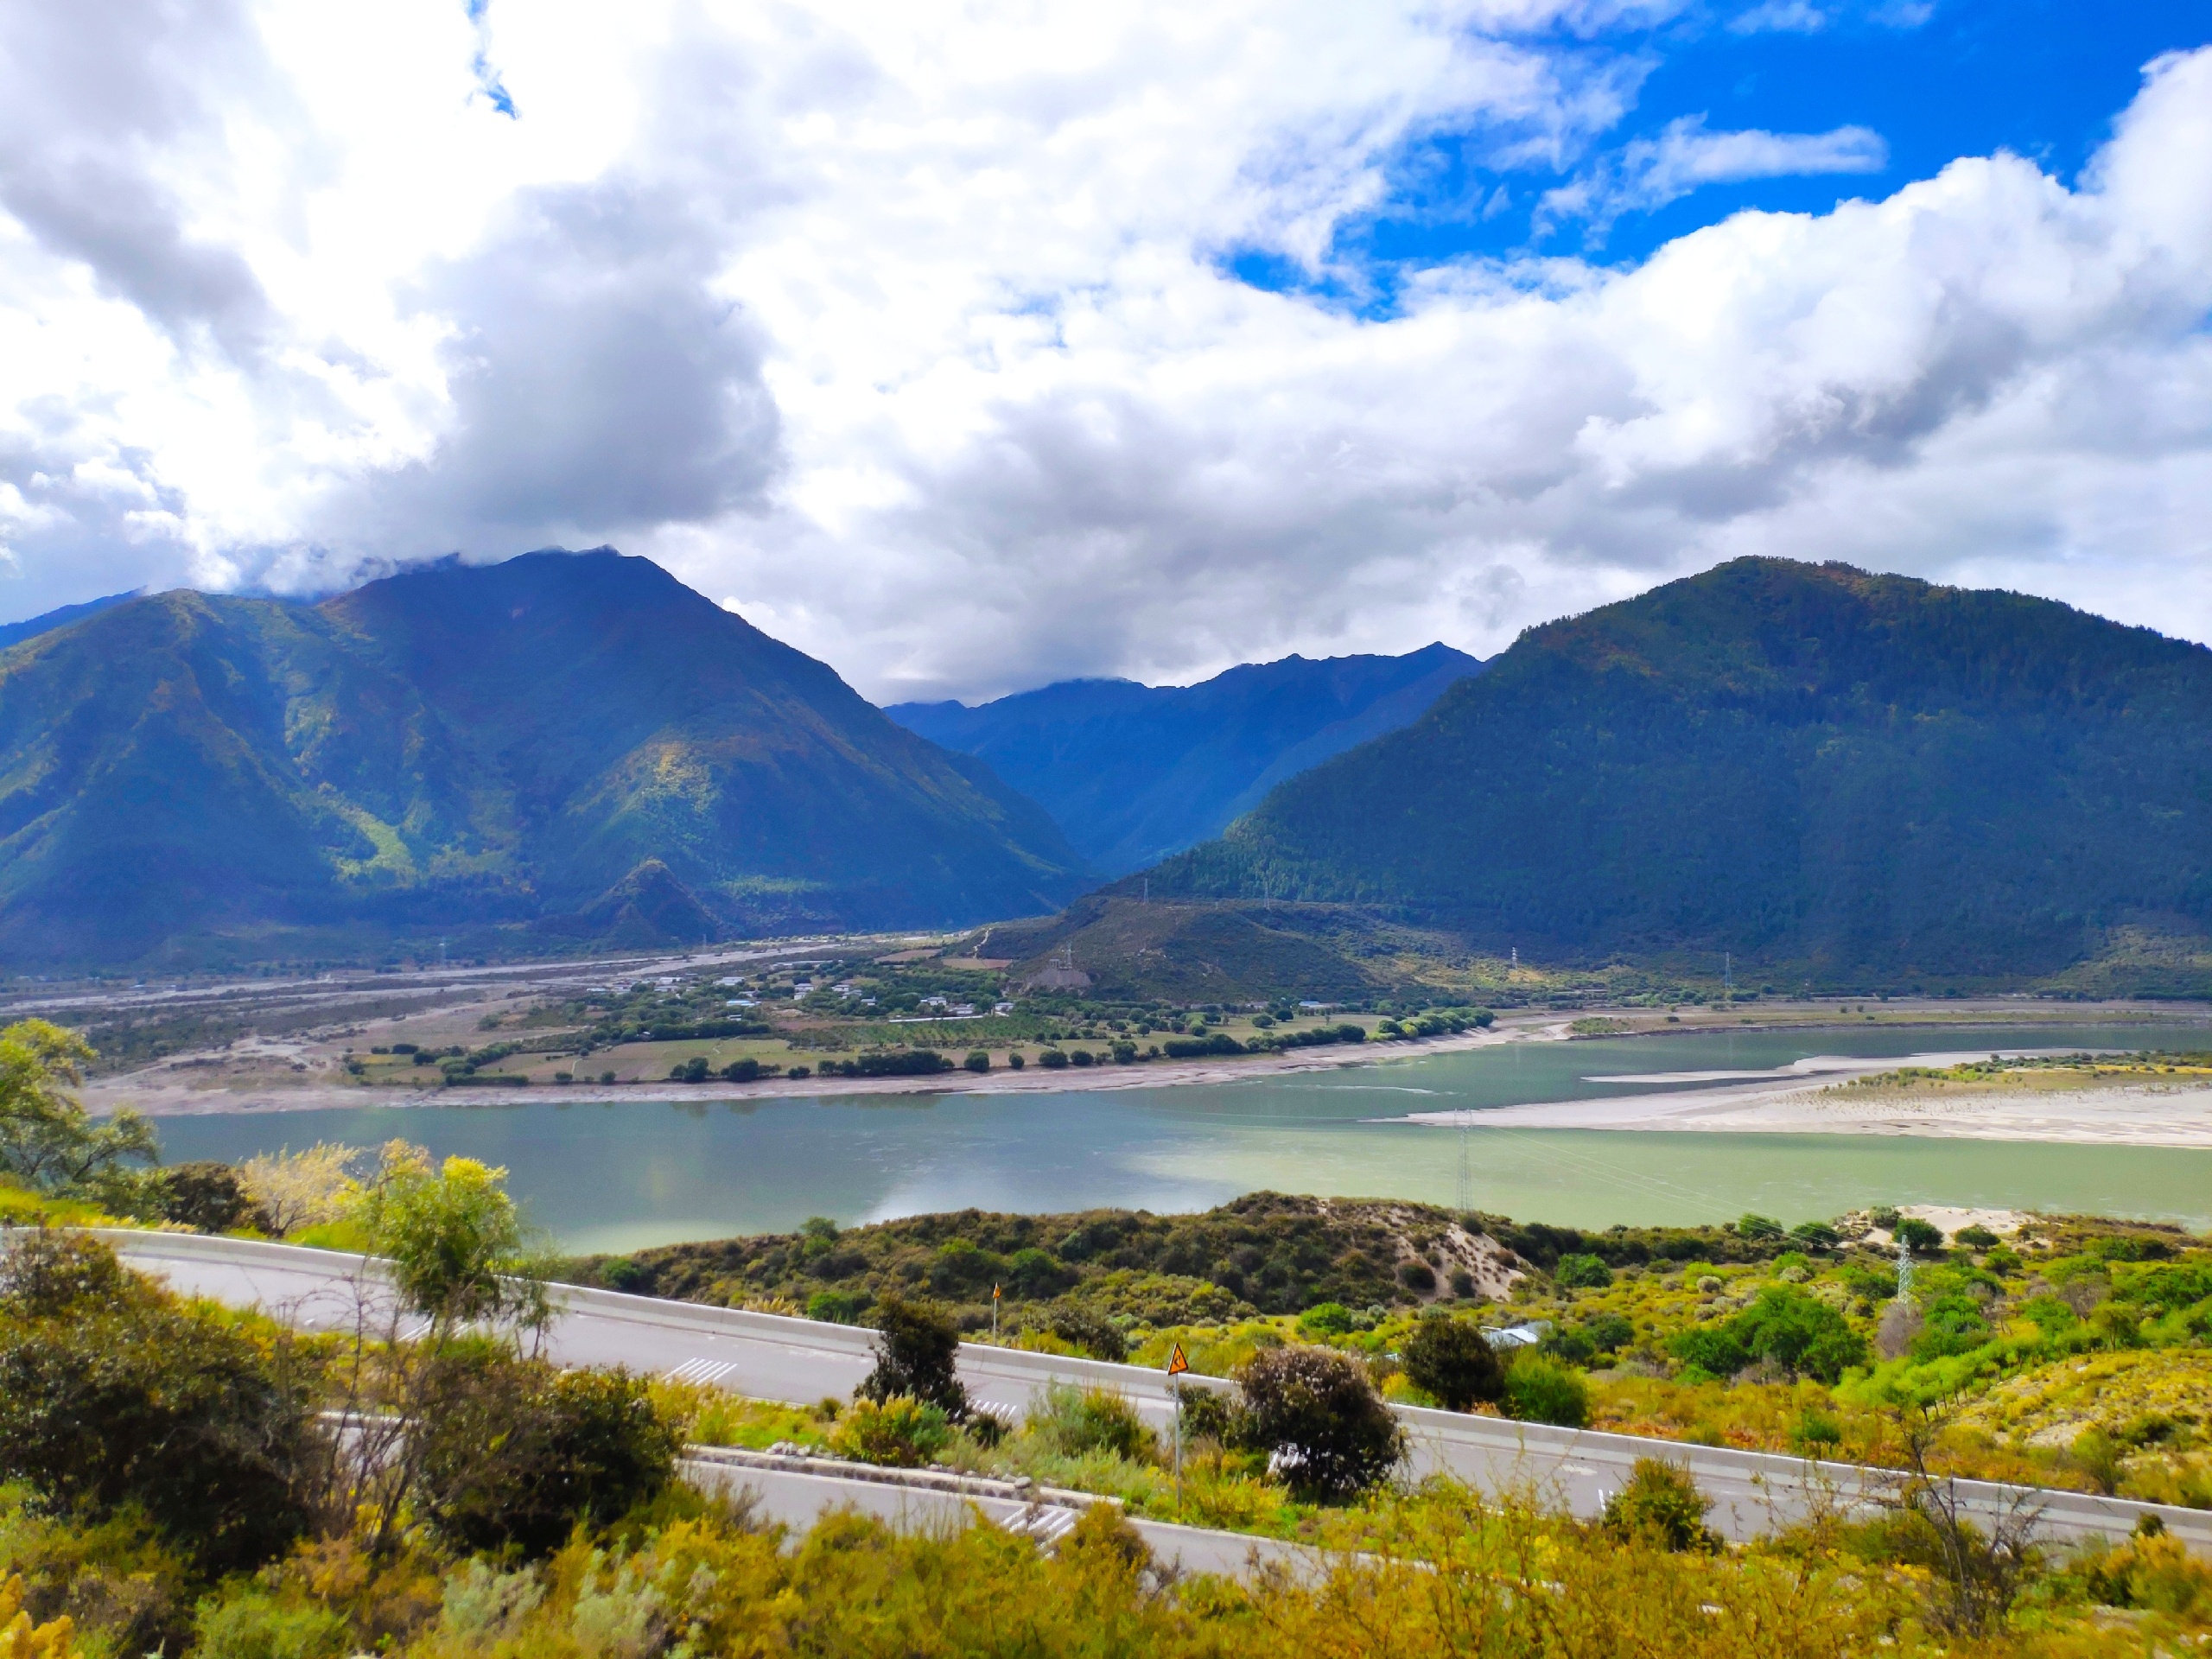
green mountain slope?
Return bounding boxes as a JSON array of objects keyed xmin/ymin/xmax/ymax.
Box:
[
  {"xmin": 1146, "ymin": 558, "xmax": 2212, "ymax": 980},
  {"xmin": 0, "ymin": 550, "xmax": 1084, "ymax": 964}
]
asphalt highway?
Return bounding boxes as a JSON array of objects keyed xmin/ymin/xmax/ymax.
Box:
[{"xmin": 105, "ymin": 1230, "xmax": 2212, "ymax": 1555}]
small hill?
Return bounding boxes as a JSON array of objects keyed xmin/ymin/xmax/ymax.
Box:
[
  {"xmin": 889, "ymin": 643, "xmax": 1482, "ymax": 875},
  {"xmin": 566, "ymin": 1192, "xmax": 1804, "ymax": 1335},
  {"xmin": 976, "ymin": 894, "xmax": 1394, "ymax": 1002},
  {"xmin": 0, "ymin": 550, "xmax": 1084, "ymax": 964},
  {"xmin": 1146, "ymin": 559, "xmax": 2212, "ymax": 984}
]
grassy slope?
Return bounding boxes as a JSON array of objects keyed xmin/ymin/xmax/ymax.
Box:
[{"xmin": 1148, "ymin": 557, "xmax": 2212, "ymax": 984}]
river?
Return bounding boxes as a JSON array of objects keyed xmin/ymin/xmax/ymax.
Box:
[{"xmin": 150, "ymin": 1022, "xmax": 2212, "ymax": 1252}]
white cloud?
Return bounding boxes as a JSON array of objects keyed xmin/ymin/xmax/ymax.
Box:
[
  {"xmin": 1536, "ymin": 115, "xmax": 1888, "ymax": 242},
  {"xmin": 0, "ymin": 3, "xmax": 2207, "ymax": 702}
]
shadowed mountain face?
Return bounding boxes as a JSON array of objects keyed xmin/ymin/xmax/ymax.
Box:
[
  {"xmin": 1146, "ymin": 558, "xmax": 2212, "ymax": 980},
  {"xmin": 0, "ymin": 550, "xmax": 1084, "ymax": 964},
  {"xmin": 887, "ymin": 643, "xmax": 1484, "ymax": 875}
]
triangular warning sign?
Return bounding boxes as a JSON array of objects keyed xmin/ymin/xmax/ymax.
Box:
[{"xmin": 1166, "ymin": 1344, "xmax": 1189, "ymax": 1376}]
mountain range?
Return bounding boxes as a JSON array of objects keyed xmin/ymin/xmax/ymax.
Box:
[
  {"xmin": 888, "ymin": 642, "xmax": 1482, "ymax": 874},
  {"xmin": 1142, "ymin": 558, "xmax": 2212, "ymax": 982},
  {"xmin": 0, "ymin": 550, "xmax": 1083, "ymax": 964}
]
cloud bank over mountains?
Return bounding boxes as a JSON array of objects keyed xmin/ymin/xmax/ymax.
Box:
[{"xmin": 0, "ymin": 1, "xmax": 2207, "ymax": 701}]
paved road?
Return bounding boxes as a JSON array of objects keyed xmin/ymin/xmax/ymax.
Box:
[
  {"xmin": 682, "ymin": 1446, "xmax": 1325, "ymax": 1581},
  {"xmin": 105, "ymin": 1230, "xmax": 2211, "ymax": 1555}
]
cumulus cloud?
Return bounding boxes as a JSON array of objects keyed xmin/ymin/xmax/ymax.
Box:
[{"xmin": 0, "ymin": 2, "xmax": 2207, "ymax": 702}]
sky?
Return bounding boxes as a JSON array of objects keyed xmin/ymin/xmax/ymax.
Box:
[{"xmin": 0, "ymin": 1, "xmax": 2208, "ymax": 702}]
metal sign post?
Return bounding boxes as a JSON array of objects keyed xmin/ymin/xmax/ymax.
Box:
[
  {"xmin": 1167, "ymin": 1343, "xmax": 1190, "ymax": 1511},
  {"xmin": 992, "ymin": 1284, "xmax": 1001, "ymax": 1341}
]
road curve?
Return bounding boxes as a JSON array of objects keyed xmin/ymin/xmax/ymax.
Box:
[{"xmin": 100, "ymin": 1230, "xmax": 2210, "ymax": 1555}]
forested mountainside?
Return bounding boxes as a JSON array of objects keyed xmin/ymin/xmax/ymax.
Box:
[
  {"xmin": 889, "ymin": 643, "xmax": 1482, "ymax": 875},
  {"xmin": 1144, "ymin": 558, "xmax": 2212, "ymax": 981},
  {"xmin": 0, "ymin": 550, "xmax": 1083, "ymax": 964}
]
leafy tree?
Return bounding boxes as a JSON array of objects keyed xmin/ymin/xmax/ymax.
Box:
[
  {"xmin": 1235, "ymin": 1345, "xmax": 1403, "ymax": 1499},
  {"xmin": 1732, "ymin": 1285, "xmax": 1869, "ymax": 1382},
  {"xmin": 155, "ymin": 1160, "xmax": 269, "ymax": 1233},
  {"xmin": 1789, "ymin": 1220, "xmax": 1842, "ymax": 1249},
  {"xmin": 858, "ymin": 1295, "xmax": 968, "ymax": 1418},
  {"xmin": 0, "ymin": 1021, "xmax": 157, "ymax": 1202},
  {"xmin": 0, "ymin": 1233, "xmax": 320, "ymax": 1575},
  {"xmin": 1894, "ymin": 1217, "xmax": 1946, "ymax": 1255},
  {"xmin": 1736, "ymin": 1213, "xmax": 1786, "ymax": 1241},
  {"xmin": 359, "ymin": 1144, "xmax": 549, "ymax": 1337},
  {"xmin": 1671, "ymin": 1287, "xmax": 1866, "ymax": 1382},
  {"xmin": 1402, "ymin": 1315, "xmax": 1504, "ymax": 1412},
  {"xmin": 238, "ymin": 1143, "xmax": 362, "ymax": 1236}
]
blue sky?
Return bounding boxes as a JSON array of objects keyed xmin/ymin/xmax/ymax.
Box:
[{"xmin": 1239, "ymin": 0, "xmax": 2212, "ymax": 306}]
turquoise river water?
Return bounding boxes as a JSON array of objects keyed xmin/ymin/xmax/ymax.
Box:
[{"xmin": 151, "ymin": 1022, "xmax": 2212, "ymax": 1253}]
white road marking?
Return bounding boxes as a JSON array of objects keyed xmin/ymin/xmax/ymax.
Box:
[{"xmin": 666, "ymin": 1357, "xmax": 737, "ymax": 1385}]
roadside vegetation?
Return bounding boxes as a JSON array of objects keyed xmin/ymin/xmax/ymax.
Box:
[{"xmin": 10, "ymin": 1014, "xmax": 2212, "ymax": 1649}]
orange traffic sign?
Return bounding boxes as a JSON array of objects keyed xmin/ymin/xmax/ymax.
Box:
[{"xmin": 1166, "ymin": 1344, "xmax": 1189, "ymax": 1376}]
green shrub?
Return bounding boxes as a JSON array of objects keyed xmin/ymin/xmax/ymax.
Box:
[
  {"xmin": 1736, "ymin": 1213, "xmax": 1785, "ymax": 1241},
  {"xmin": 1236, "ymin": 1345, "xmax": 1403, "ymax": 1499},
  {"xmin": 193, "ymin": 1592, "xmax": 351, "ymax": 1659},
  {"xmin": 1007, "ymin": 1247, "xmax": 1074, "ymax": 1297},
  {"xmin": 1296, "ymin": 1302, "xmax": 1355, "ymax": 1338},
  {"xmin": 1176, "ymin": 1387, "xmax": 1237, "ymax": 1446},
  {"xmin": 859, "ymin": 1295, "xmax": 969, "ymax": 1417},
  {"xmin": 1554, "ymin": 1253, "xmax": 1611, "ymax": 1289},
  {"xmin": 0, "ymin": 1232, "xmax": 320, "ymax": 1575},
  {"xmin": 963, "ymin": 1051, "xmax": 991, "ymax": 1073},
  {"xmin": 1503, "ymin": 1352, "xmax": 1590, "ymax": 1428},
  {"xmin": 414, "ymin": 1357, "xmax": 678, "ymax": 1557},
  {"xmin": 1045, "ymin": 1303, "xmax": 1128, "ymax": 1362},
  {"xmin": 1600, "ymin": 1458, "xmax": 1719, "ymax": 1552},
  {"xmin": 1669, "ymin": 1325, "xmax": 1749, "ymax": 1377},
  {"xmin": 1910, "ymin": 1294, "xmax": 1993, "ymax": 1361},
  {"xmin": 806, "ymin": 1289, "xmax": 867, "ymax": 1324},
  {"xmin": 831, "ymin": 1396, "xmax": 953, "ymax": 1467},
  {"xmin": 1025, "ymin": 1383, "xmax": 1156, "ymax": 1463},
  {"xmin": 1790, "ymin": 1408, "xmax": 1844, "ymax": 1457},
  {"xmin": 1581, "ymin": 1312, "xmax": 1635, "ymax": 1354},
  {"xmin": 1039, "ymin": 1049, "xmax": 1070, "ymax": 1069},
  {"xmin": 1402, "ymin": 1316, "xmax": 1504, "ymax": 1412}
]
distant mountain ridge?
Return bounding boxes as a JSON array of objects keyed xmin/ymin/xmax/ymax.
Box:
[
  {"xmin": 0, "ymin": 591, "xmax": 138, "ymax": 651},
  {"xmin": 0, "ymin": 550, "xmax": 1084, "ymax": 965},
  {"xmin": 888, "ymin": 642, "xmax": 1484, "ymax": 874},
  {"xmin": 1144, "ymin": 558, "xmax": 2212, "ymax": 981}
]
